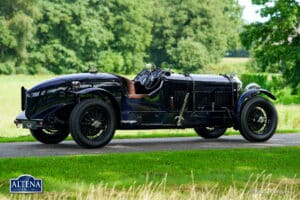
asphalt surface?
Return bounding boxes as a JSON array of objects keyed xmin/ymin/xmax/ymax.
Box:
[{"xmin": 0, "ymin": 133, "xmax": 299, "ymax": 158}]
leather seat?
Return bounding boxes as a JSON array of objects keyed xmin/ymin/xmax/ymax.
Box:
[{"xmin": 124, "ymin": 78, "xmax": 146, "ymax": 99}]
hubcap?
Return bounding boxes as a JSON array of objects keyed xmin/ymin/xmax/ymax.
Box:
[
  {"xmin": 247, "ymin": 106, "xmax": 270, "ymax": 135},
  {"xmin": 206, "ymin": 127, "xmax": 215, "ymax": 132},
  {"xmin": 79, "ymin": 106, "xmax": 108, "ymax": 139},
  {"xmin": 91, "ymin": 120, "xmax": 102, "ymax": 128},
  {"xmin": 43, "ymin": 129, "xmax": 60, "ymax": 135}
]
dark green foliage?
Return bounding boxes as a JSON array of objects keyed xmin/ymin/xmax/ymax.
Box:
[
  {"xmin": 0, "ymin": 0, "xmax": 241, "ymax": 74},
  {"xmin": 22, "ymin": 0, "xmax": 152, "ymax": 74},
  {"xmin": 0, "ymin": 0, "xmax": 40, "ymax": 66},
  {"xmin": 240, "ymin": 0, "xmax": 300, "ymax": 91},
  {"xmin": 240, "ymin": 73, "xmax": 300, "ymax": 104},
  {"xmin": 168, "ymin": 38, "xmax": 210, "ymax": 72},
  {"xmin": 241, "ymin": 73, "xmax": 287, "ymax": 93},
  {"xmin": 0, "ymin": 62, "xmax": 14, "ymax": 74},
  {"xmin": 150, "ymin": 0, "xmax": 242, "ymax": 72},
  {"xmin": 241, "ymin": 73, "xmax": 269, "ymax": 89}
]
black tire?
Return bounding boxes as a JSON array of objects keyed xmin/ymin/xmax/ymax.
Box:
[
  {"xmin": 30, "ymin": 128, "xmax": 69, "ymax": 144},
  {"xmin": 194, "ymin": 127, "xmax": 227, "ymax": 139},
  {"xmin": 69, "ymin": 99, "xmax": 116, "ymax": 148},
  {"xmin": 239, "ymin": 96, "xmax": 277, "ymax": 142}
]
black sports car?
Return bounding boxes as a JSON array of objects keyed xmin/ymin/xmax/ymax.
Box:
[{"xmin": 15, "ymin": 67, "xmax": 278, "ymax": 148}]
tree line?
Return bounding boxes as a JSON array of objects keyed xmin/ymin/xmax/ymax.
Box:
[
  {"xmin": 0, "ymin": 0, "xmax": 298, "ymax": 90},
  {"xmin": 0, "ymin": 0, "xmax": 241, "ymax": 74}
]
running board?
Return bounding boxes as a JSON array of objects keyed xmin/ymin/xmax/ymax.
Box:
[{"xmin": 121, "ymin": 120, "xmax": 138, "ymax": 124}]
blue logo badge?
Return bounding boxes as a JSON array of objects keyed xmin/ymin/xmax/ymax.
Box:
[{"xmin": 10, "ymin": 175, "xmax": 43, "ymax": 193}]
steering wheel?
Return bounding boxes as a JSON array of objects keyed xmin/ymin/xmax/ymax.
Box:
[
  {"xmin": 144, "ymin": 68, "xmax": 163, "ymax": 89},
  {"xmin": 133, "ymin": 69, "xmax": 150, "ymax": 85}
]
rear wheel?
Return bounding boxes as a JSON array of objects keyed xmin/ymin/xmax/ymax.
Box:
[
  {"xmin": 194, "ymin": 127, "xmax": 227, "ymax": 139},
  {"xmin": 69, "ymin": 99, "xmax": 116, "ymax": 148},
  {"xmin": 239, "ymin": 96, "xmax": 277, "ymax": 142},
  {"xmin": 30, "ymin": 128, "xmax": 69, "ymax": 144}
]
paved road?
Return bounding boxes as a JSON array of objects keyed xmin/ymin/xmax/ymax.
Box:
[{"xmin": 0, "ymin": 134, "xmax": 299, "ymax": 158}]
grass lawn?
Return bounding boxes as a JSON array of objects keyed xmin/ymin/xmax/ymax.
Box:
[
  {"xmin": 0, "ymin": 147, "xmax": 299, "ymax": 196},
  {"xmin": 0, "ymin": 75, "xmax": 54, "ymax": 137},
  {"xmin": 202, "ymin": 57, "xmax": 250, "ymax": 74}
]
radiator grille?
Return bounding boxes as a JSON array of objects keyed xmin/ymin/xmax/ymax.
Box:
[{"xmin": 194, "ymin": 91, "xmax": 232, "ymax": 109}]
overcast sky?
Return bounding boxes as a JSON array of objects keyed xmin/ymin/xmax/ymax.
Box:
[
  {"xmin": 239, "ymin": 0, "xmax": 300, "ymax": 23},
  {"xmin": 238, "ymin": 0, "xmax": 267, "ymax": 23}
]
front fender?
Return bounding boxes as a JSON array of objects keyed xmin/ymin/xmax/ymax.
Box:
[{"xmin": 237, "ymin": 89, "xmax": 276, "ymax": 114}]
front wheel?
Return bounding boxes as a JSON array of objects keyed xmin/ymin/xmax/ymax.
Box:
[
  {"xmin": 69, "ymin": 99, "xmax": 116, "ymax": 148},
  {"xmin": 239, "ymin": 96, "xmax": 277, "ymax": 142},
  {"xmin": 30, "ymin": 128, "xmax": 69, "ymax": 144},
  {"xmin": 194, "ymin": 127, "xmax": 227, "ymax": 139}
]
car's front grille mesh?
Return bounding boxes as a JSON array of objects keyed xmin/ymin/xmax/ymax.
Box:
[
  {"xmin": 174, "ymin": 90, "xmax": 186, "ymax": 110},
  {"xmin": 173, "ymin": 89, "xmax": 233, "ymax": 111},
  {"xmin": 194, "ymin": 91, "xmax": 232, "ymax": 109}
]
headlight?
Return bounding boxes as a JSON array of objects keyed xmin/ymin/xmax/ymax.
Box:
[
  {"xmin": 72, "ymin": 81, "xmax": 81, "ymax": 90},
  {"xmin": 245, "ymin": 83, "xmax": 261, "ymax": 91}
]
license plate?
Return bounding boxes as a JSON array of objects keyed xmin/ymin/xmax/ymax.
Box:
[{"xmin": 22, "ymin": 120, "xmax": 37, "ymax": 129}]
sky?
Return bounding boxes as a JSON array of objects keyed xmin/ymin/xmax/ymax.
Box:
[
  {"xmin": 239, "ymin": 0, "xmax": 300, "ymax": 23},
  {"xmin": 238, "ymin": 0, "xmax": 267, "ymax": 23}
]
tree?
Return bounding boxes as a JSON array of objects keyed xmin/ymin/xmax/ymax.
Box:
[
  {"xmin": 0, "ymin": 0, "xmax": 40, "ymax": 68},
  {"xmin": 240, "ymin": 0, "xmax": 300, "ymax": 91},
  {"xmin": 168, "ymin": 38, "xmax": 209, "ymax": 72},
  {"xmin": 0, "ymin": 0, "xmax": 242, "ymax": 75},
  {"xmin": 27, "ymin": 0, "xmax": 153, "ymax": 74},
  {"xmin": 149, "ymin": 0, "xmax": 242, "ymax": 72},
  {"xmin": 102, "ymin": 0, "xmax": 153, "ymax": 73}
]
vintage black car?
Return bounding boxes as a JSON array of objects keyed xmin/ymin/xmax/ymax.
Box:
[{"xmin": 15, "ymin": 67, "xmax": 278, "ymax": 148}]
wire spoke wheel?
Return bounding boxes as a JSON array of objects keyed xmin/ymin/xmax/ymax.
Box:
[
  {"xmin": 79, "ymin": 106, "xmax": 108, "ymax": 140},
  {"xmin": 30, "ymin": 128, "xmax": 69, "ymax": 144},
  {"xmin": 42, "ymin": 129, "xmax": 61, "ymax": 135},
  {"xmin": 195, "ymin": 126, "xmax": 227, "ymax": 139},
  {"xmin": 240, "ymin": 96, "xmax": 277, "ymax": 142},
  {"xmin": 246, "ymin": 106, "xmax": 269, "ymax": 134},
  {"xmin": 70, "ymin": 99, "xmax": 116, "ymax": 148}
]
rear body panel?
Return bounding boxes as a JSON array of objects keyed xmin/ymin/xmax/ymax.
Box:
[{"xmin": 24, "ymin": 73, "xmax": 123, "ymax": 119}]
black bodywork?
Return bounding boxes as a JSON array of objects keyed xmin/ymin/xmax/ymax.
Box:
[{"xmin": 15, "ymin": 68, "xmax": 278, "ymax": 147}]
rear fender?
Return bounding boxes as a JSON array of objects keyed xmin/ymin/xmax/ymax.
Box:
[
  {"xmin": 73, "ymin": 87, "xmax": 112, "ymax": 97},
  {"xmin": 31, "ymin": 103, "xmax": 73, "ymax": 120}
]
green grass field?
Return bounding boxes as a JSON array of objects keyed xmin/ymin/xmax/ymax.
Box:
[
  {"xmin": 0, "ymin": 74, "xmax": 300, "ymax": 138},
  {"xmin": 0, "ymin": 75, "xmax": 54, "ymax": 137},
  {"xmin": 0, "ymin": 147, "xmax": 299, "ymax": 198},
  {"xmin": 202, "ymin": 57, "xmax": 250, "ymax": 74}
]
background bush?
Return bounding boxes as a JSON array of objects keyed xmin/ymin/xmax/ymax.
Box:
[
  {"xmin": 240, "ymin": 73, "xmax": 299, "ymax": 104},
  {"xmin": 0, "ymin": 62, "xmax": 14, "ymax": 75}
]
